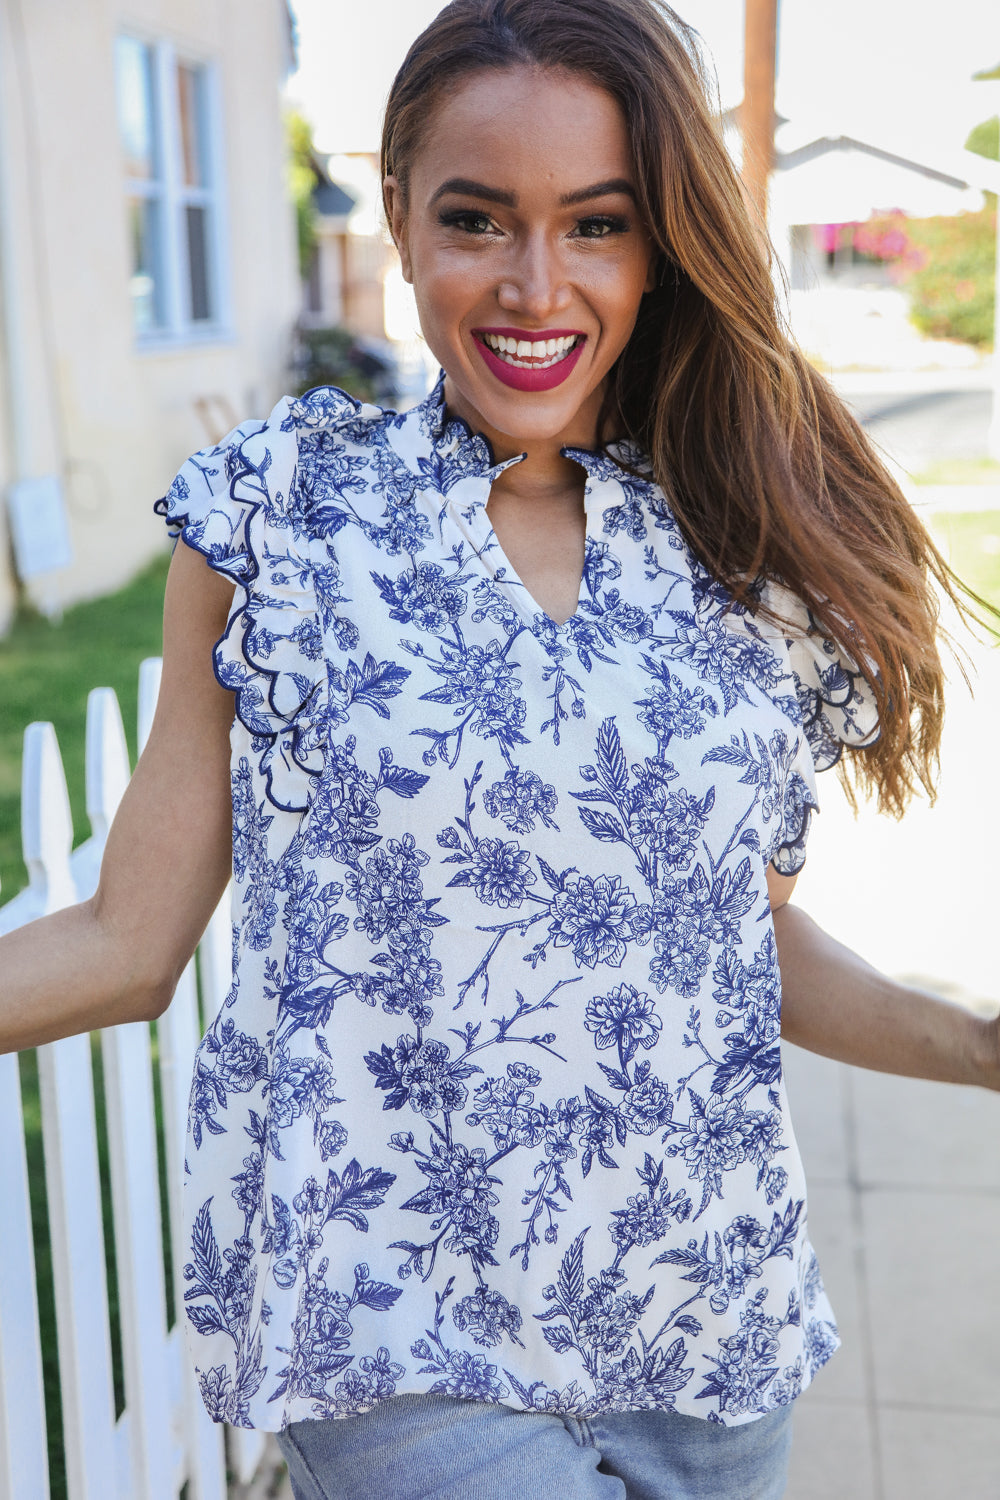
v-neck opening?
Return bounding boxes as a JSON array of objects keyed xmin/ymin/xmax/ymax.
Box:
[{"xmin": 477, "ymin": 488, "xmax": 599, "ymax": 632}]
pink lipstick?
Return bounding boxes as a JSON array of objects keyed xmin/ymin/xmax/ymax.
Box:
[{"xmin": 472, "ymin": 327, "xmax": 586, "ymax": 392}]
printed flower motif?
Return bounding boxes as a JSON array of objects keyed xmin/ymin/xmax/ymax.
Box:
[
  {"xmin": 268, "ymin": 1048, "xmax": 340, "ymax": 1130},
  {"xmin": 679, "ymin": 1094, "xmax": 757, "ymax": 1178},
  {"xmin": 697, "ymin": 1289, "xmax": 787, "ymax": 1415},
  {"xmin": 452, "ymin": 1287, "xmax": 523, "ymax": 1348},
  {"xmin": 575, "ymin": 1270, "xmax": 645, "ymax": 1359},
  {"xmin": 802, "ymin": 1252, "xmax": 823, "ymax": 1312},
  {"xmin": 466, "ymin": 1064, "xmax": 546, "ymax": 1149},
  {"xmin": 301, "ymin": 760, "xmax": 380, "ymax": 865},
  {"xmin": 389, "ymin": 1035, "xmax": 470, "ymax": 1119},
  {"xmin": 635, "ymin": 669, "xmax": 718, "ymax": 748},
  {"xmin": 483, "ymin": 767, "xmax": 558, "ymax": 833},
  {"xmin": 619, "ymin": 1077, "xmax": 674, "ymax": 1136},
  {"xmin": 804, "ymin": 1318, "xmax": 838, "ymax": 1371},
  {"xmin": 627, "ymin": 782, "xmax": 708, "ymax": 872},
  {"xmin": 428, "ymin": 1350, "xmax": 510, "ymax": 1401},
  {"xmin": 548, "ymin": 874, "xmax": 642, "ymax": 968},
  {"xmin": 469, "ymin": 838, "xmax": 536, "ymax": 907},
  {"xmin": 600, "ymin": 595, "xmax": 651, "ymax": 643},
  {"xmin": 357, "ymin": 1346, "xmax": 406, "ymax": 1396},
  {"xmin": 231, "ymin": 1150, "xmax": 265, "ymax": 1222},
  {"xmin": 585, "ymin": 985, "xmax": 662, "ymax": 1060},
  {"xmin": 376, "ymin": 560, "xmax": 468, "ymax": 633},
  {"xmin": 347, "ymin": 835, "xmax": 431, "ymax": 945},
  {"xmin": 665, "ymin": 610, "xmax": 782, "ymax": 714},
  {"xmin": 217, "ymin": 1032, "xmax": 269, "ymax": 1093},
  {"xmin": 470, "ymin": 578, "xmax": 522, "ymax": 636}
]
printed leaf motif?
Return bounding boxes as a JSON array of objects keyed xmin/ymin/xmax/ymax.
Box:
[
  {"xmin": 595, "ymin": 717, "xmax": 628, "ymax": 797},
  {"xmin": 354, "ymin": 1278, "xmax": 403, "ymax": 1311},
  {"xmin": 674, "ymin": 1315, "xmax": 703, "ymax": 1336},
  {"xmin": 190, "ymin": 1200, "xmax": 223, "ymax": 1290},
  {"xmin": 642, "ymin": 1337, "xmax": 693, "ymax": 1392},
  {"xmin": 557, "ymin": 1229, "xmax": 587, "ymax": 1308},
  {"xmin": 577, "ymin": 807, "xmax": 627, "ymax": 843},
  {"xmin": 187, "ymin": 1303, "xmax": 229, "ymax": 1337},
  {"xmin": 542, "ymin": 1323, "xmax": 575, "ymax": 1353},
  {"xmin": 769, "ymin": 1199, "xmax": 803, "ymax": 1259},
  {"xmin": 324, "ymin": 1159, "xmax": 396, "ymax": 1233},
  {"xmin": 344, "ymin": 654, "xmax": 410, "ymax": 718},
  {"xmin": 381, "ymin": 763, "xmax": 430, "ymax": 798}
]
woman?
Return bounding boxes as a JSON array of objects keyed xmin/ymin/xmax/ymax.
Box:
[{"xmin": 3, "ymin": 2, "xmax": 998, "ymax": 1496}]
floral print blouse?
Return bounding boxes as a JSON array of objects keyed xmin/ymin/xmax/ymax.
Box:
[{"xmin": 156, "ymin": 375, "xmax": 879, "ymax": 1432}]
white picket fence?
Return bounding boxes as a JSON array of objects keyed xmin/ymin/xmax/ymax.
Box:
[{"xmin": 0, "ymin": 661, "xmax": 272, "ymax": 1500}]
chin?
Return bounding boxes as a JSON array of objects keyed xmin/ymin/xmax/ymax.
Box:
[{"xmin": 447, "ymin": 361, "xmax": 605, "ymax": 449}]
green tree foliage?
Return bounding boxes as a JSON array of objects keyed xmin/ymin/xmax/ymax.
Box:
[
  {"xmin": 857, "ymin": 207, "xmax": 996, "ymax": 350},
  {"xmin": 965, "ymin": 114, "xmax": 999, "ymax": 163},
  {"xmin": 904, "ymin": 209, "xmax": 995, "ymax": 348},
  {"xmin": 286, "ymin": 108, "xmax": 319, "ymax": 277}
]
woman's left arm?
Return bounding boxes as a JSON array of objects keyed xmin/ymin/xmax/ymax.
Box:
[{"xmin": 768, "ymin": 867, "xmax": 1000, "ymax": 1092}]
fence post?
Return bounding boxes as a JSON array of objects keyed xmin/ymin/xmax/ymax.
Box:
[
  {"xmin": 0, "ymin": 1050, "xmax": 50, "ymax": 1499},
  {"xmin": 28, "ymin": 723, "xmax": 119, "ymax": 1500}
]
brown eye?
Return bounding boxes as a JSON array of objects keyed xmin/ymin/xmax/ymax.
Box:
[
  {"xmin": 575, "ymin": 215, "xmax": 629, "ymax": 238},
  {"xmin": 438, "ymin": 210, "xmax": 495, "ymax": 235}
]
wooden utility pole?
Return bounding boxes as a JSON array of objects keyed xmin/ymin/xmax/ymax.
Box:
[{"xmin": 742, "ymin": 0, "xmax": 778, "ymax": 224}]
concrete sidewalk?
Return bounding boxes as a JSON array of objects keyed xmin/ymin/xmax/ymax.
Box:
[{"xmin": 783, "ymin": 1045, "xmax": 1000, "ymax": 1499}]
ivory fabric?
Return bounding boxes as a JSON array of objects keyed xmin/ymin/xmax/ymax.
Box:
[{"xmin": 156, "ymin": 375, "xmax": 879, "ymax": 1431}]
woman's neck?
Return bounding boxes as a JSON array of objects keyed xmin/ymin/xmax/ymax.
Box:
[{"xmin": 441, "ymin": 371, "xmax": 604, "ymax": 504}]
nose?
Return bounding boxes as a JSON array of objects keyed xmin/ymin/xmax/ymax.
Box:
[{"xmin": 496, "ymin": 232, "xmax": 573, "ymax": 321}]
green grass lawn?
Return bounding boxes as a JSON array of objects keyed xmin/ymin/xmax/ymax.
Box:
[
  {"xmin": 0, "ymin": 552, "xmax": 170, "ymax": 902},
  {"xmin": 914, "ymin": 457, "xmax": 1000, "ymax": 487},
  {"xmin": 929, "ymin": 510, "xmax": 1000, "ymax": 622}
]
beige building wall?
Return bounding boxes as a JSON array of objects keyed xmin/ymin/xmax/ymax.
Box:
[{"xmin": 0, "ymin": 0, "xmax": 299, "ymax": 629}]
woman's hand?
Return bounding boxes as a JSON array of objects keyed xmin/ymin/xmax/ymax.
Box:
[
  {"xmin": 773, "ymin": 892, "xmax": 1000, "ymax": 1093},
  {"xmin": 0, "ymin": 542, "xmax": 236, "ymax": 1053}
]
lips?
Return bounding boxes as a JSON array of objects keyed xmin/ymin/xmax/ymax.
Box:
[{"xmin": 472, "ymin": 326, "xmax": 587, "ymax": 393}]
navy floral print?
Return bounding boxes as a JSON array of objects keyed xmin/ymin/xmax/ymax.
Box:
[{"xmin": 156, "ymin": 374, "xmax": 879, "ymax": 1431}]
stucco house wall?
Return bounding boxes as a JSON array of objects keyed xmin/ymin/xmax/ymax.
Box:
[{"xmin": 0, "ymin": 0, "xmax": 300, "ymax": 630}]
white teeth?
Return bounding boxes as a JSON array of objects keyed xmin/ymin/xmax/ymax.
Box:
[{"xmin": 480, "ymin": 332, "xmax": 581, "ymax": 366}]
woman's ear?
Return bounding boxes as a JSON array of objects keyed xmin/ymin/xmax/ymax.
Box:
[{"xmin": 383, "ymin": 175, "xmax": 412, "ymax": 283}]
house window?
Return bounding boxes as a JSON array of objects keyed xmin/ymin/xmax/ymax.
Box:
[{"xmin": 115, "ymin": 36, "xmax": 226, "ymax": 340}]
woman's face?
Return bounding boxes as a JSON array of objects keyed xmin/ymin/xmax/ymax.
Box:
[{"xmin": 385, "ymin": 65, "xmax": 656, "ymax": 456}]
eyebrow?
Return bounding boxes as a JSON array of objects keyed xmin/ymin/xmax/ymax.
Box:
[{"xmin": 429, "ymin": 176, "xmax": 637, "ymax": 208}]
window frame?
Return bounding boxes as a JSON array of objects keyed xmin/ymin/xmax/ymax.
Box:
[{"xmin": 117, "ymin": 33, "xmax": 231, "ymax": 348}]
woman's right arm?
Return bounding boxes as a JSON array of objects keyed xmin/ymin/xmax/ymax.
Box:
[{"xmin": 0, "ymin": 541, "xmax": 237, "ymax": 1054}]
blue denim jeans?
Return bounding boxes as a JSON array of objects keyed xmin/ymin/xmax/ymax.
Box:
[{"xmin": 275, "ymin": 1393, "xmax": 794, "ymax": 1499}]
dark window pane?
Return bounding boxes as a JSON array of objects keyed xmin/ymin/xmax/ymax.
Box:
[
  {"xmin": 116, "ymin": 37, "xmax": 157, "ymax": 181},
  {"xmin": 177, "ymin": 64, "xmax": 208, "ymax": 188},
  {"xmin": 127, "ymin": 196, "xmax": 164, "ymax": 331},
  {"xmin": 186, "ymin": 204, "xmax": 212, "ymax": 321}
]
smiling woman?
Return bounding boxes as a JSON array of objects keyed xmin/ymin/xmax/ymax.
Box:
[
  {"xmin": 385, "ymin": 71, "xmax": 654, "ymax": 445},
  {"xmin": 1, "ymin": 3, "xmax": 997, "ymax": 1499},
  {"xmin": 382, "ymin": 65, "xmax": 657, "ymax": 625}
]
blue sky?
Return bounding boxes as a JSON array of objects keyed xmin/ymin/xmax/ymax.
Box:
[{"xmin": 287, "ymin": 0, "xmax": 999, "ymax": 164}]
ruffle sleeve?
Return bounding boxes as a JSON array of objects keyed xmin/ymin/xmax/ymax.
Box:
[
  {"xmin": 761, "ymin": 582, "xmax": 881, "ymax": 876},
  {"xmin": 154, "ymin": 397, "xmax": 329, "ymax": 813}
]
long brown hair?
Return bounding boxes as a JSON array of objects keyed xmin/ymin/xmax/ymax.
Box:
[{"xmin": 381, "ymin": 0, "xmax": 981, "ymax": 816}]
